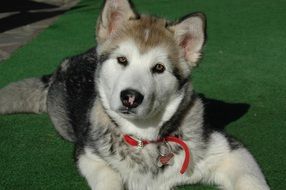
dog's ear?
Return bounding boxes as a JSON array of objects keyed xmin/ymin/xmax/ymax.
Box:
[
  {"xmin": 96, "ymin": 0, "xmax": 137, "ymax": 44},
  {"xmin": 168, "ymin": 13, "xmax": 206, "ymax": 67}
]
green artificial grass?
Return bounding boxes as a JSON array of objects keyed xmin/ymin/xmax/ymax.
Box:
[{"xmin": 0, "ymin": 0, "xmax": 286, "ymax": 189}]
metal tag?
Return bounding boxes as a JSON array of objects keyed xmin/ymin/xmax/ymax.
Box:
[
  {"xmin": 157, "ymin": 152, "xmax": 174, "ymax": 167},
  {"xmin": 157, "ymin": 142, "xmax": 174, "ymax": 167}
]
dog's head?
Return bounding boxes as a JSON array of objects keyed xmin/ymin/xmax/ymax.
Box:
[{"xmin": 96, "ymin": 0, "xmax": 206, "ymax": 129}]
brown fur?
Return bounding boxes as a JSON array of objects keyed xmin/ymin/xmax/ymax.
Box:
[{"xmin": 99, "ymin": 15, "xmax": 186, "ymax": 79}]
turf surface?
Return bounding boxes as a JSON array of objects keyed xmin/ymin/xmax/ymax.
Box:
[{"xmin": 0, "ymin": 0, "xmax": 286, "ymax": 189}]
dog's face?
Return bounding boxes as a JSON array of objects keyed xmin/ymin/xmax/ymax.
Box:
[
  {"xmin": 97, "ymin": 17, "xmax": 188, "ymax": 120},
  {"xmin": 96, "ymin": 0, "xmax": 205, "ymax": 122},
  {"xmin": 98, "ymin": 40, "xmax": 179, "ymax": 119}
]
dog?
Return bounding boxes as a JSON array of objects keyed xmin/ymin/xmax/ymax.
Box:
[{"xmin": 0, "ymin": 0, "xmax": 270, "ymax": 189}]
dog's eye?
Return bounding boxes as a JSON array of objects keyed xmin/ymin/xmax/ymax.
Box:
[
  {"xmin": 152, "ymin": 63, "xmax": 165, "ymax": 74},
  {"xmin": 117, "ymin": 56, "xmax": 128, "ymax": 66}
]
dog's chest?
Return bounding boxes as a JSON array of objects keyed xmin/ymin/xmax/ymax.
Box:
[
  {"xmin": 88, "ymin": 128, "xmax": 189, "ymax": 189},
  {"xmin": 111, "ymin": 147, "xmax": 190, "ymax": 190}
]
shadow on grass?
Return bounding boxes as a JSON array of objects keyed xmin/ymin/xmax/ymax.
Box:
[{"xmin": 200, "ymin": 94, "xmax": 250, "ymax": 131}]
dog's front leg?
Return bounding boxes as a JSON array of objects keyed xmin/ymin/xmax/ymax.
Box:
[
  {"xmin": 77, "ymin": 151, "xmax": 123, "ymax": 190},
  {"xmin": 209, "ymin": 148, "xmax": 270, "ymax": 190}
]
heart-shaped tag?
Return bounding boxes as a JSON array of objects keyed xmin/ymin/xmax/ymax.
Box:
[{"xmin": 157, "ymin": 152, "xmax": 174, "ymax": 167}]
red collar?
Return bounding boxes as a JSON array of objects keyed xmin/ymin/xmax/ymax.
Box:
[{"xmin": 123, "ymin": 135, "xmax": 191, "ymax": 174}]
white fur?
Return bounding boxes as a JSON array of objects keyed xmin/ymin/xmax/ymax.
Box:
[
  {"xmin": 79, "ymin": 131, "xmax": 270, "ymax": 190},
  {"xmin": 79, "ymin": 144, "xmax": 193, "ymax": 190},
  {"xmin": 190, "ymin": 132, "xmax": 269, "ymax": 190},
  {"xmin": 97, "ymin": 40, "xmax": 180, "ymax": 140},
  {"xmin": 78, "ymin": 149, "xmax": 123, "ymax": 190}
]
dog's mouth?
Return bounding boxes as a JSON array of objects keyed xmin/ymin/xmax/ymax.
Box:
[{"xmin": 119, "ymin": 107, "xmax": 137, "ymax": 115}]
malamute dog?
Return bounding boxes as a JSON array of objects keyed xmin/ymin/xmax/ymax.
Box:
[{"xmin": 0, "ymin": 0, "xmax": 270, "ymax": 189}]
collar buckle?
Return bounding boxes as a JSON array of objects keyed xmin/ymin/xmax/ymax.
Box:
[{"xmin": 135, "ymin": 138, "xmax": 144, "ymax": 150}]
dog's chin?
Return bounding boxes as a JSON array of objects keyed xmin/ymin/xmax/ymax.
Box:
[{"xmin": 116, "ymin": 107, "xmax": 148, "ymax": 120}]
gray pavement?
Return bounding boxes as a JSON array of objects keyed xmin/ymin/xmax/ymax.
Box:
[{"xmin": 0, "ymin": 0, "xmax": 79, "ymax": 62}]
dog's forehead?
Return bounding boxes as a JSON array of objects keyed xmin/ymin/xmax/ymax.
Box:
[
  {"xmin": 123, "ymin": 16, "xmax": 176, "ymax": 53},
  {"xmin": 104, "ymin": 16, "xmax": 179, "ymax": 56},
  {"xmin": 99, "ymin": 16, "xmax": 186, "ymax": 77}
]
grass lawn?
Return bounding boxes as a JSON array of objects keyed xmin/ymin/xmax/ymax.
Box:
[{"xmin": 0, "ymin": 0, "xmax": 285, "ymax": 189}]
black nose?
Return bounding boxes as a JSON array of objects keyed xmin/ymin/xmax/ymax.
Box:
[{"xmin": 120, "ymin": 89, "xmax": 144, "ymax": 108}]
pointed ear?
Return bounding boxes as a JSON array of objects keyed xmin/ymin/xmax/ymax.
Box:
[
  {"xmin": 96, "ymin": 0, "xmax": 137, "ymax": 44},
  {"xmin": 168, "ymin": 13, "xmax": 206, "ymax": 67}
]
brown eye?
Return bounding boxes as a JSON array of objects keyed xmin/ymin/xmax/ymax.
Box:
[
  {"xmin": 152, "ymin": 63, "xmax": 165, "ymax": 73},
  {"xmin": 117, "ymin": 56, "xmax": 128, "ymax": 66}
]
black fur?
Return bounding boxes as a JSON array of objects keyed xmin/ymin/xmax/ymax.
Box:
[
  {"xmin": 48, "ymin": 48, "xmax": 98, "ymax": 144},
  {"xmin": 173, "ymin": 67, "xmax": 188, "ymax": 89},
  {"xmin": 41, "ymin": 74, "xmax": 52, "ymax": 87},
  {"xmin": 64, "ymin": 49, "xmax": 97, "ymax": 146}
]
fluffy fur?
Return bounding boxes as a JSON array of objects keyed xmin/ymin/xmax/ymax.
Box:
[{"xmin": 0, "ymin": 0, "xmax": 269, "ymax": 189}]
